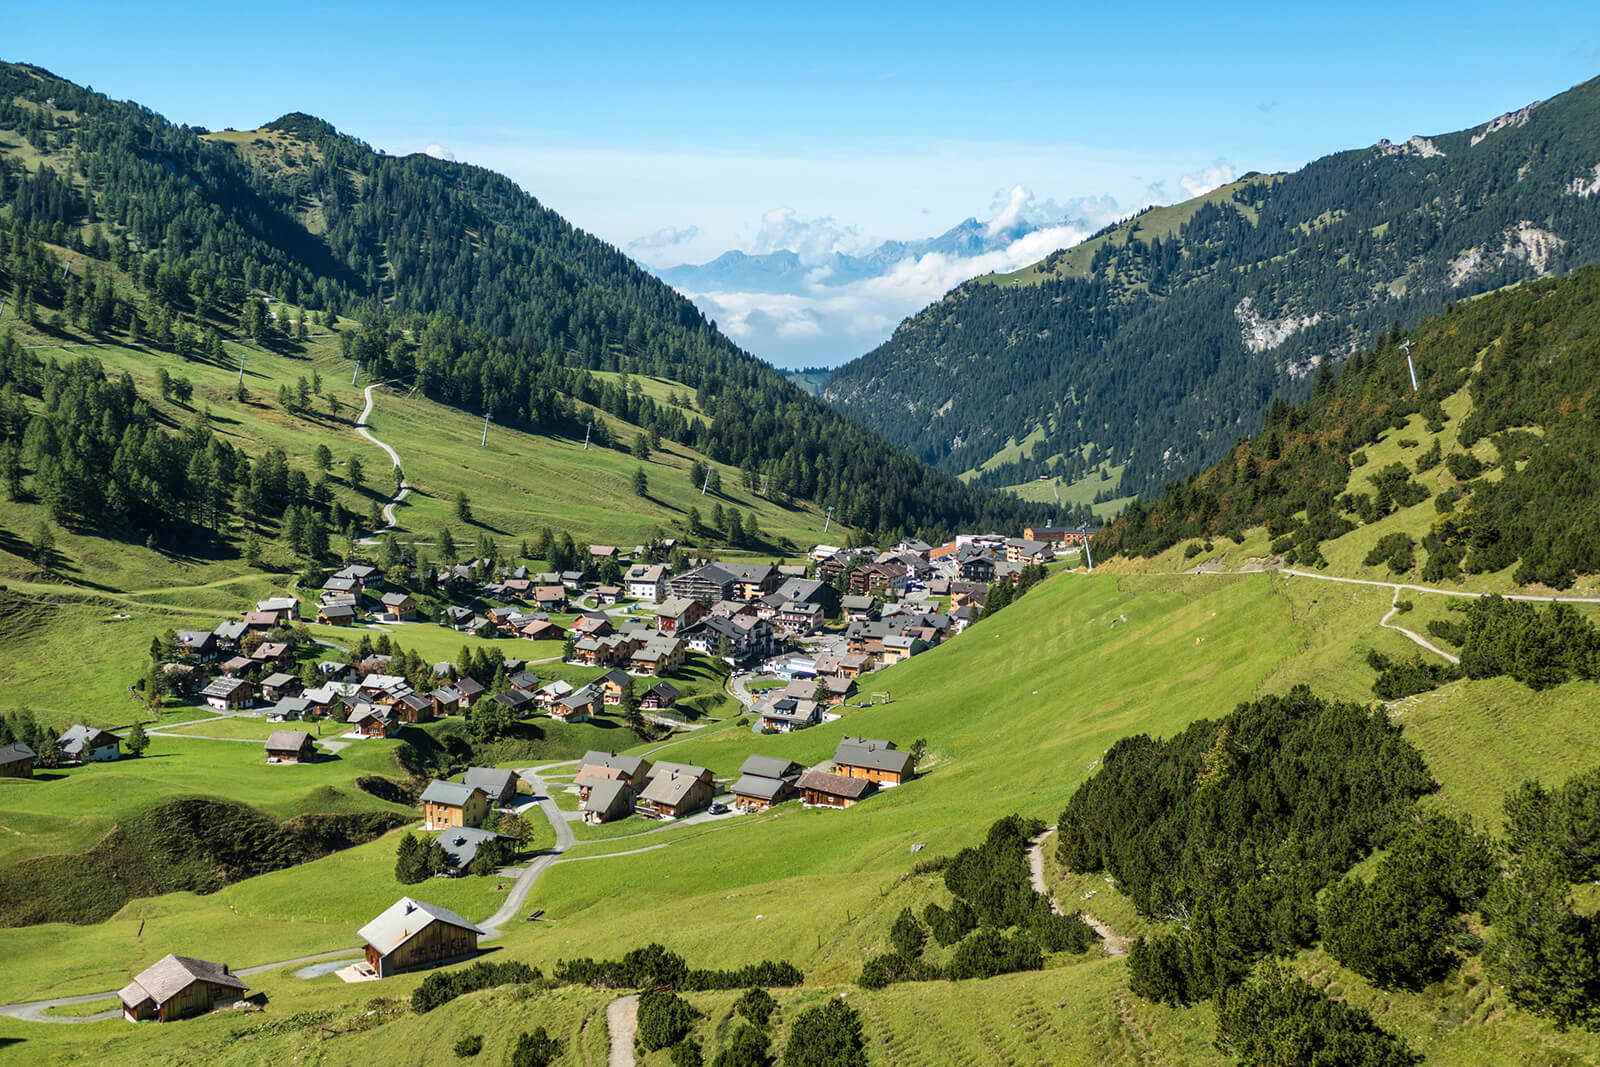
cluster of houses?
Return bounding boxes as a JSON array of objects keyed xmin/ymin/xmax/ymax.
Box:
[{"xmin": 0, "ymin": 724, "xmax": 126, "ymax": 778}]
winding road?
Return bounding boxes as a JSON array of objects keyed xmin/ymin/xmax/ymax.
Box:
[{"xmin": 354, "ymin": 382, "xmax": 410, "ymax": 544}]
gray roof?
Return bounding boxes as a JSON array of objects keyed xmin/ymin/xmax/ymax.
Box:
[
  {"xmin": 119, "ymin": 954, "xmax": 245, "ymax": 1009},
  {"xmin": 177, "ymin": 630, "xmax": 215, "ymax": 646},
  {"xmin": 0, "ymin": 742, "xmax": 35, "ymax": 763},
  {"xmin": 265, "ymin": 730, "xmax": 313, "ymax": 753},
  {"xmin": 640, "ymin": 765, "xmax": 708, "ymax": 807},
  {"xmin": 435, "ymin": 826, "xmax": 509, "ymax": 870},
  {"xmin": 57, "ymin": 724, "xmax": 119, "ymax": 754},
  {"xmin": 420, "ymin": 780, "xmax": 483, "ymax": 807},
  {"xmin": 731, "ymin": 773, "xmax": 792, "ymax": 801},
  {"xmin": 581, "ymin": 778, "xmax": 635, "ymax": 817},
  {"xmin": 260, "ymin": 672, "xmax": 298, "ymax": 688},
  {"xmin": 268, "ymin": 696, "xmax": 313, "ymax": 717},
  {"xmin": 381, "ymin": 592, "xmax": 412, "ymax": 606},
  {"xmin": 201, "ymin": 677, "xmax": 252, "ymax": 698},
  {"xmin": 580, "ymin": 750, "xmax": 649, "ymax": 777},
  {"xmin": 797, "ymin": 768, "xmax": 875, "ymax": 799},
  {"xmin": 463, "ymin": 766, "xmax": 518, "ymax": 797},
  {"xmin": 213, "ymin": 621, "xmax": 248, "ymax": 641},
  {"xmin": 738, "ymin": 754, "xmax": 801, "ymax": 780},
  {"xmin": 834, "ymin": 738, "xmax": 914, "ymax": 775},
  {"xmin": 358, "ymin": 897, "xmax": 483, "ymax": 955}
]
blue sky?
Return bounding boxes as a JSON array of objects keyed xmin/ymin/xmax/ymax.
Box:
[{"xmin": 9, "ymin": 2, "xmax": 1600, "ymax": 361}]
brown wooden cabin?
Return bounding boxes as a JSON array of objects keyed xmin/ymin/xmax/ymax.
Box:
[
  {"xmin": 0, "ymin": 742, "xmax": 35, "ymax": 778},
  {"xmin": 358, "ymin": 897, "xmax": 483, "ymax": 978},
  {"xmin": 832, "ymin": 737, "xmax": 916, "ymax": 786},
  {"xmin": 796, "ymin": 768, "xmax": 875, "ymax": 809},
  {"xmin": 421, "ymin": 780, "xmax": 489, "ymax": 830},
  {"xmin": 118, "ymin": 954, "xmax": 246, "ymax": 1022},
  {"xmin": 264, "ymin": 730, "xmax": 316, "ymax": 763}
]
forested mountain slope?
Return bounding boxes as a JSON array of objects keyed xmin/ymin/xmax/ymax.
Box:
[
  {"xmin": 823, "ymin": 75, "xmax": 1600, "ymax": 502},
  {"xmin": 1098, "ymin": 262, "xmax": 1600, "ymax": 591},
  {"xmin": 0, "ymin": 59, "xmax": 1045, "ymax": 540}
]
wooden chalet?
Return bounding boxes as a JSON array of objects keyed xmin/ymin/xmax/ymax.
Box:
[
  {"xmin": 250, "ymin": 641, "xmax": 291, "ymax": 667},
  {"xmin": 534, "ymin": 585, "xmax": 567, "ymax": 610},
  {"xmin": 637, "ymin": 762, "xmax": 715, "ymax": 820},
  {"xmin": 258, "ymin": 672, "xmax": 303, "ymax": 703},
  {"xmin": 551, "ymin": 688, "xmax": 600, "ymax": 724},
  {"xmin": 581, "ymin": 778, "xmax": 635, "ymax": 824},
  {"xmin": 420, "ymin": 780, "xmax": 489, "ymax": 830},
  {"xmin": 639, "ymin": 681, "xmax": 679, "ymax": 711},
  {"xmin": 731, "ymin": 754, "xmax": 802, "ymax": 812},
  {"xmin": 118, "ymin": 954, "xmax": 246, "ymax": 1022},
  {"xmin": 519, "ymin": 618, "xmax": 563, "ymax": 641},
  {"xmin": 264, "ymin": 730, "xmax": 316, "ymax": 763},
  {"xmin": 358, "ymin": 897, "xmax": 483, "ymax": 978},
  {"xmin": 57, "ymin": 724, "xmax": 121, "ymax": 763},
  {"xmin": 462, "ymin": 766, "xmax": 519, "ymax": 806},
  {"xmin": 598, "ymin": 668, "xmax": 632, "ymax": 705},
  {"xmin": 453, "ymin": 676, "xmax": 486, "ymax": 710},
  {"xmin": 653, "ymin": 597, "xmax": 705, "ymax": 635},
  {"xmin": 428, "ymin": 685, "xmax": 461, "ymax": 717},
  {"xmin": 395, "ymin": 692, "xmax": 435, "ymax": 724},
  {"xmin": 0, "ymin": 741, "xmax": 35, "ymax": 778},
  {"xmin": 317, "ymin": 602, "xmax": 357, "ymax": 626},
  {"xmin": 579, "ymin": 751, "xmax": 652, "ymax": 789},
  {"xmin": 833, "ymin": 737, "xmax": 916, "ymax": 786},
  {"xmin": 347, "ymin": 704, "xmax": 397, "ymax": 739},
  {"xmin": 796, "ymin": 768, "xmax": 876, "ymax": 808}
]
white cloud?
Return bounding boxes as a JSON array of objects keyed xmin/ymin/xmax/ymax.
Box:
[
  {"xmin": 628, "ymin": 224, "xmax": 701, "ymax": 252},
  {"xmin": 1178, "ymin": 160, "xmax": 1235, "ymax": 198},
  {"xmin": 424, "ymin": 143, "xmax": 456, "ymax": 161},
  {"xmin": 751, "ymin": 207, "xmax": 865, "ymax": 260},
  {"xmin": 986, "ymin": 184, "xmax": 1034, "ymax": 236}
]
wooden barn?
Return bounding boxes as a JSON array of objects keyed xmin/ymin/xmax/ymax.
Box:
[
  {"xmin": 264, "ymin": 730, "xmax": 316, "ymax": 763},
  {"xmin": 0, "ymin": 742, "xmax": 35, "ymax": 778},
  {"xmin": 797, "ymin": 768, "xmax": 876, "ymax": 809},
  {"xmin": 832, "ymin": 737, "xmax": 916, "ymax": 786},
  {"xmin": 358, "ymin": 897, "xmax": 484, "ymax": 978},
  {"xmin": 118, "ymin": 954, "xmax": 246, "ymax": 1022}
]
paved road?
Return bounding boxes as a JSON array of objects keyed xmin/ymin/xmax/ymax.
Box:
[
  {"xmin": 353, "ymin": 382, "xmax": 410, "ymax": 544},
  {"xmin": 1279, "ymin": 568, "xmax": 1600, "ymax": 604},
  {"xmin": 476, "ymin": 766, "xmax": 575, "ymax": 938}
]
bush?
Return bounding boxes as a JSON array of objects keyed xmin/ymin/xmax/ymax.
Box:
[
  {"xmin": 711, "ymin": 1023, "xmax": 770, "ymax": 1067},
  {"xmin": 411, "ymin": 960, "xmax": 540, "ymax": 1014},
  {"xmin": 1444, "ymin": 451, "xmax": 1486, "ymax": 480},
  {"xmin": 735, "ymin": 987, "xmax": 776, "ymax": 1028},
  {"xmin": 554, "ymin": 944, "xmax": 802, "ymax": 991},
  {"xmin": 671, "ymin": 1040, "xmax": 705, "ymax": 1066},
  {"xmin": 857, "ymin": 952, "xmax": 942, "ymax": 990},
  {"xmin": 1363, "ymin": 532, "xmax": 1415, "ymax": 574},
  {"xmin": 781, "ymin": 999, "xmax": 867, "ymax": 1067},
  {"xmin": 508, "ymin": 1027, "xmax": 562, "ymax": 1067},
  {"xmin": 945, "ymin": 928, "xmax": 1042, "ymax": 980},
  {"xmin": 452, "ymin": 1033, "xmax": 483, "ymax": 1057},
  {"xmin": 1183, "ymin": 541, "xmax": 1203, "ymax": 559},
  {"xmin": 923, "ymin": 899, "xmax": 977, "ymax": 946},
  {"xmin": 1366, "ymin": 649, "xmax": 1462, "ymax": 700},
  {"xmin": 637, "ymin": 990, "xmax": 698, "ymax": 1052},
  {"xmin": 888, "ymin": 907, "xmax": 926, "ymax": 958},
  {"xmin": 1215, "ymin": 961, "xmax": 1420, "ymax": 1065}
]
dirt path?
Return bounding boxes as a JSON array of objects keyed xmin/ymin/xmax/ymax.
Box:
[
  {"xmin": 607, "ymin": 993, "xmax": 639, "ymax": 1067},
  {"xmin": 354, "ymin": 382, "xmax": 410, "ymax": 543},
  {"xmin": 1379, "ymin": 586, "xmax": 1460, "ymax": 664},
  {"xmin": 1029, "ymin": 828, "xmax": 1127, "ymax": 957},
  {"xmin": 1278, "ymin": 568, "xmax": 1600, "ymax": 605}
]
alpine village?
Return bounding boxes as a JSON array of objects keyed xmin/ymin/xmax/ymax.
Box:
[{"xmin": 6, "ymin": 27, "xmax": 1600, "ymax": 1067}]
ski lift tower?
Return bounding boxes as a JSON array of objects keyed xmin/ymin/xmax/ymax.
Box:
[
  {"xmin": 1401, "ymin": 339, "xmax": 1419, "ymax": 393},
  {"xmin": 1081, "ymin": 525, "xmax": 1094, "ymax": 572}
]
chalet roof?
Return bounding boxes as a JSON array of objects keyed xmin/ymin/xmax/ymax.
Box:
[
  {"xmin": 642, "ymin": 681, "xmax": 679, "ymax": 702},
  {"xmin": 268, "ymin": 696, "xmax": 313, "ymax": 718},
  {"xmin": 834, "ymin": 738, "xmax": 914, "ymax": 775},
  {"xmin": 118, "ymin": 954, "xmax": 245, "ymax": 1009},
  {"xmin": 640, "ymin": 764, "xmax": 710, "ymax": 807},
  {"xmin": 599, "ymin": 668, "xmax": 632, "ymax": 687},
  {"xmin": 435, "ymin": 826, "xmax": 509, "ymax": 870},
  {"xmin": 581, "ymin": 750, "xmax": 649, "ymax": 777},
  {"xmin": 0, "ymin": 741, "xmax": 35, "ymax": 763},
  {"xmin": 265, "ymin": 730, "xmax": 313, "ymax": 753},
  {"xmin": 260, "ymin": 671, "xmax": 298, "ymax": 688},
  {"xmin": 177, "ymin": 629, "xmax": 215, "ymax": 647},
  {"xmin": 463, "ymin": 767, "xmax": 518, "ymax": 797},
  {"xmin": 253, "ymin": 642, "xmax": 290, "ymax": 659},
  {"xmin": 581, "ymin": 777, "xmax": 634, "ymax": 816},
  {"xmin": 454, "ymin": 677, "xmax": 486, "ymax": 698},
  {"xmin": 398, "ymin": 693, "xmax": 433, "ymax": 712},
  {"xmin": 420, "ymin": 780, "xmax": 484, "ymax": 808},
  {"xmin": 508, "ymin": 670, "xmax": 542, "ymax": 691},
  {"xmin": 738, "ymin": 754, "xmax": 801, "ymax": 780},
  {"xmin": 796, "ymin": 768, "xmax": 874, "ymax": 799},
  {"xmin": 358, "ymin": 897, "xmax": 483, "ymax": 956},
  {"xmin": 430, "ymin": 685, "xmax": 461, "ymax": 704},
  {"xmin": 380, "ymin": 592, "xmax": 413, "ymax": 607},
  {"xmin": 493, "ymin": 688, "xmax": 535, "ymax": 710},
  {"xmin": 319, "ymin": 603, "xmax": 357, "ymax": 619},
  {"xmin": 731, "ymin": 773, "xmax": 792, "ymax": 801},
  {"xmin": 656, "ymin": 596, "xmax": 697, "ymax": 617},
  {"xmin": 335, "ymin": 564, "xmax": 378, "ymax": 580},
  {"xmin": 258, "ymin": 597, "xmax": 299, "ymax": 612},
  {"xmin": 322, "ymin": 577, "xmax": 358, "ymax": 593},
  {"xmin": 214, "ymin": 621, "xmax": 248, "ymax": 642},
  {"xmin": 538, "ymin": 680, "xmax": 574, "ymax": 700},
  {"xmin": 200, "ymin": 677, "xmax": 252, "ymax": 699}
]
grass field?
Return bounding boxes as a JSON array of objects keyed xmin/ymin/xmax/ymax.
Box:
[{"xmin": 7, "ymin": 565, "xmax": 1600, "ymax": 1061}]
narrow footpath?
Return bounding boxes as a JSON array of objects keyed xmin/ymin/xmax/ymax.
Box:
[
  {"xmin": 1028, "ymin": 827, "xmax": 1126, "ymax": 957},
  {"xmin": 354, "ymin": 382, "xmax": 410, "ymax": 544},
  {"xmin": 607, "ymin": 993, "xmax": 639, "ymax": 1067},
  {"xmin": 1379, "ymin": 587, "xmax": 1460, "ymax": 664}
]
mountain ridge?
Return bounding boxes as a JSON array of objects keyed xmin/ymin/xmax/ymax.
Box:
[{"xmin": 822, "ymin": 74, "xmax": 1600, "ymax": 504}]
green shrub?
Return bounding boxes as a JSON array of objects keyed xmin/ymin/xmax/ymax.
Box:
[
  {"xmin": 710, "ymin": 1024, "xmax": 770, "ymax": 1067},
  {"xmin": 734, "ymin": 987, "xmax": 776, "ymax": 1028},
  {"xmin": 411, "ymin": 960, "xmax": 539, "ymax": 1014},
  {"xmin": 1215, "ymin": 960, "xmax": 1419, "ymax": 1065},
  {"xmin": 452, "ymin": 1033, "xmax": 482, "ymax": 1057},
  {"xmin": 781, "ymin": 999, "xmax": 867, "ymax": 1067},
  {"xmin": 507, "ymin": 1026, "xmax": 562, "ymax": 1067},
  {"xmin": 888, "ymin": 907, "xmax": 926, "ymax": 958},
  {"xmin": 637, "ymin": 990, "xmax": 698, "ymax": 1051}
]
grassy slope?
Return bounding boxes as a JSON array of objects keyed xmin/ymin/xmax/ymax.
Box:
[{"xmin": 7, "ymin": 565, "xmax": 1600, "ymax": 1060}]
